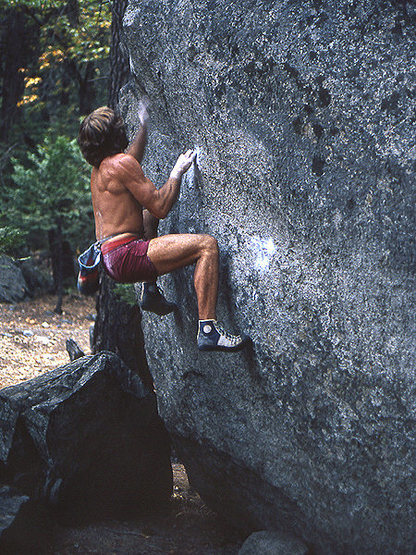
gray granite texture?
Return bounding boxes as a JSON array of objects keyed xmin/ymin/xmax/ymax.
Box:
[
  {"xmin": 239, "ymin": 530, "xmax": 308, "ymax": 555},
  {"xmin": 120, "ymin": 1, "xmax": 416, "ymax": 553}
]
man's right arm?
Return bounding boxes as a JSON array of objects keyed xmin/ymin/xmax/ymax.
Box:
[{"xmin": 118, "ymin": 150, "xmax": 196, "ymax": 219}]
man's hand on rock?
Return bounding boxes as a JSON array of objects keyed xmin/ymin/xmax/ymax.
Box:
[{"xmin": 170, "ymin": 149, "xmax": 197, "ymax": 180}]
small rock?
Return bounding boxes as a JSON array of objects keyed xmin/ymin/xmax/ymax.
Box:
[
  {"xmin": 0, "ymin": 486, "xmax": 51, "ymax": 552},
  {"xmin": 34, "ymin": 336, "xmax": 50, "ymax": 346},
  {"xmin": 238, "ymin": 531, "xmax": 308, "ymax": 555},
  {"xmin": 66, "ymin": 338, "xmax": 85, "ymax": 362},
  {"xmin": 0, "ymin": 255, "xmax": 29, "ymax": 303},
  {"xmin": 22, "ymin": 331, "xmax": 34, "ymax": 338},
  {"xmin": 41, "ymin": 322, "xmax": 50, "ymax": 329}
]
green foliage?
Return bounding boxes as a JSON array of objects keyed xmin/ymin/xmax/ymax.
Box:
[
  {"xmin": 17, "ymin": 0, "xmax": 111, "ymax": 109},
  {"xmin": 3, "ymin": 134, "xmax": 93, "ymax": 251},
  {"xmin": 0, "ymin": 0, "xmax": 110, "ymax": 149},
  {"xmin": 113, "ymin": 284, "xmax": 138, "ymax": 307},
  {"xmin": 0, "ymin": 226, "xmax": 27, "ymax": 254}
]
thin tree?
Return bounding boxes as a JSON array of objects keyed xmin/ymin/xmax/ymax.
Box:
[{"xmin": 91, "ymin": 0, "xmax": 153, "ymax": 390}]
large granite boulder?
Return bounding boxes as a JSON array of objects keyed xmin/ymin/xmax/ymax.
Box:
[
  {"xmin": 0, "ymin": 352, "xmax": 172, "ymax": 522},
  {"xmin": 121, "ymin": 1, "xmax": 416, "ymax": 553}
]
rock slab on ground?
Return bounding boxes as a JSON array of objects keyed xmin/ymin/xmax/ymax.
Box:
[
  {"xmin": 121, "ymin": 1, "xmax": 416, "ymax": 553},
  {"xmin": 0, "ymin": 352, "xmax": 172, "ymax": 522}
]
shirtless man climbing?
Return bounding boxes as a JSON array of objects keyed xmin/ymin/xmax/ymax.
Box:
[{"xmin": 78, "ymin": 103, "xmax": 249, "ymax": 352}]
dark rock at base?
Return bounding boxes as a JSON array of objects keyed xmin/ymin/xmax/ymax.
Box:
[
  {"xmin": 0, "ymin": 352, "xmax": 172, "ymax": 523},
  {"xmin": 0, "ymin": 255, "xmax": 28, "ymax": 303},
  {"xmin": 239, "ymin": 531, "xmax": 309, "ymax": 555},
  {"xmin": 17, "ymin": 257, "xmax": 53, "ymax": 297},
  {"xmin": 0, "ymin": 485, "xmax": 52, "ymax": 553}
]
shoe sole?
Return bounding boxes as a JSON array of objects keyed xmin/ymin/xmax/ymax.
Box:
[{"xmin": 198, "ymin": 338, "xmax": 251, "ymax": 352}]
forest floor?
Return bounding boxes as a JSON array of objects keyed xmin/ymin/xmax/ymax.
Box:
[{"xmin": 0, "ymin": 294, "xmax": 245, "ymax": 554}]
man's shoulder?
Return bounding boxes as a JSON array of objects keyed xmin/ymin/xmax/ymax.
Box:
[{"xmin": 101, "ymin": 153, "xmax": 140, "ymax": 177}]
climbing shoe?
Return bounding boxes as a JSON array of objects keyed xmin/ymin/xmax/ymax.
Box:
[
  {"xmin": 140, "ymin": 283, "xmax": 176, "ymax": 316},
  {"xmin": 197, "ymin": 320, "xmax": 250, "ymax": 352}
]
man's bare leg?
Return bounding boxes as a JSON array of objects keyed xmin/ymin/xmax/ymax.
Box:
[
  {"xmin": 147, "ymin": 233, "xmax": 249, "ymax": 351},
  {"xmin": 147, "ymin": 233, "xmax": 218, "ymax": 320},
  {"xmin": 140, "ymin": 210, "xmax": 176, "ymax": 315}
]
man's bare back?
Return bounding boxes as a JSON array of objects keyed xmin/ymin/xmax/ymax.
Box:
[{"xmin": 91, "ymin": 154, "xmax": 146, "ymax": 241}]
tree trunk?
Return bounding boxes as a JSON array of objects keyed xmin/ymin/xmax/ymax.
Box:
[
  {"xmin": 92, "ymin": 273, "xmax": 153, "ymax": 390},
  {"xmin": 91, "ymin": 0, "xmax": 151, "ymax": 389},
  {"xmin": 0, "ymin": 9, "xmax": 26, "ymax": 142},
  {"xmin": 49, "ymin": 219, "xmax": 64, "ymax": 314},
  {"xmin": 78, "ymin": 62, "xmax": 96, "ymax": 115},
  {"xmin": 108, "ymin": 0, "xmax": 130, "ymax": 109}
]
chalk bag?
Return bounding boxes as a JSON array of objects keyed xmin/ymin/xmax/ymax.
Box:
[{"xmin": 77, "ymin": 242, "xmax": 101, "ymax": 295}]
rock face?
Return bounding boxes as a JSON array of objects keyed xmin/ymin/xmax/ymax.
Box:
[
  {"xmin": 0, "ymin": 255, "xmax": 29, "ymax": 303},
  {"xmin": 121, "ymin": 1, "xmax": 416, "ymax": 553},
  {"xmin": 0, "ymin": 352, "xmax": 172, "ymax": 522}
]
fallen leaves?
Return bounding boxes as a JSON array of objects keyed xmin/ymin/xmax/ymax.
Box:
[{"xmin": 0, "ymin": 294, "xmax": 95, "ymax": 390}]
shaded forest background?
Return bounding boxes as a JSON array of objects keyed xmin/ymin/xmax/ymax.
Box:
[
  {"xmin": 0, "ymin": 0, "xmax": 129, "ymax": 311},
  {"xmin": 1, "ymin": 0, "xmax": 148, "ymax": 386}
]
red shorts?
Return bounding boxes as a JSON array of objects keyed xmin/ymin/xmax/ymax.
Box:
[{"xmin": 101, "ymin": 236, "xmax": 158, "ymax": 283}]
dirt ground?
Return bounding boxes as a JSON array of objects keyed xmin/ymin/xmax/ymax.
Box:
[
  {"xmin": 50, "ymin": 463, "xmax": 244, "ymax": 554},
  {"xmin": 0, "ymin": 294, "xmax": 95, "ymax": 390},
  {"xmin": 0, "ymin": 294, "xmax": 245, "ymax": 554}
]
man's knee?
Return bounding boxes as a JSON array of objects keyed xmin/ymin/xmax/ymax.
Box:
[{"xmin": 201, "ymin": 234, "xmax": 218, "ymax": 255}]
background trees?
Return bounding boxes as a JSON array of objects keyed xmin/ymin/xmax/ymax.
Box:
[
  {"xmin": 0, "ymin": 0, "xmax": 111, "ymax": 307},
  {"xmin": 1, "ymin": 0, "xmax": 151, "ymax": 385},
  {"xmin": 0, "ymin": 0, "xmax": 111, "ymax": 140},
  {"xmin": 8, "ymin": 135, "xmax": 91, "ymax": 312}
]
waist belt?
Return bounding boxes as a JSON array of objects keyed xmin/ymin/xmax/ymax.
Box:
[{"xmin": 101, "ymin": 235, "xmax": 138, "ymax": 255}]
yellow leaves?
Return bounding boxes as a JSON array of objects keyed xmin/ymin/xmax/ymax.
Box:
[
  {"xmin": 50, "ymin": 49, "xmax": 65, "ymax": 62},
  {"xmin": 19, "ymin": 74, "xmax": 42, "ymax": 107},
  {"xmin": 38, "ymin": 47, "xmax": 65, "ymax": 71},
  {"xmin": 17, "ymin": 95, "xmax": 39, "ymax": 107},
  {"xmin": 24, "ymin": 77, "xmax": 42, "ymax": 87}
]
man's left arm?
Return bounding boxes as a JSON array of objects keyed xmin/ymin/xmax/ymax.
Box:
[{"xmin": 125, "ymin": 100, "xmax": 149, "ymax": 163}]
